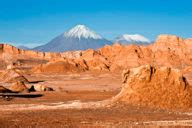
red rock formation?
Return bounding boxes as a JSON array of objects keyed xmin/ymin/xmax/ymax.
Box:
[
  {"xmin": 112, "ymin": 65, "xmax": 192, "ymax": 109},
  {"xmin": 0, "ymin": 69, "xmax": 29, "ymax": 83},
  {"xmin": 0, "ymin": 44, "xmax": 82, "ymax": 60},
  {"xmin": 1, "ymin": 34, "xmax": 192, "ymax": 73},
  {"xmin": 153, "ymin": 35, "xmax": 184, "ymax": 48},
  {"xmin": 9, "ymin": 81, "xmax": 28, "ymax": 93},
  {"xmin": 99, "ymin": 43, "xmax": 153, "ymax": 71},
  {"xmin": 32, "ymin": 49, "xmax": 111, "ymax": 73},
  {"xmin": 185, "ymin": 38, "xmax": 192, "ymax": 50},
  {"xmin": 150, "ymin": 35, "xmax": 192, "ymax": 68},
  {"xmin": 81, "ymin": 49, "xmax": 110, "ymax": 71},
  {"xmin": 98, "ymin": 35, "xmax": 192, "ymax": 71}
]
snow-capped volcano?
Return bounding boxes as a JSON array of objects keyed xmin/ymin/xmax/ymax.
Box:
[
  {"xmin": 64, "ymin": 25, "xmax": 102, "ymax": 39},
  {"xmin": 33, "ymin": 25, "xmax": 112, "ymax": 52},
  {"xmin": 115, "ymin": 34, "xmax": 151, "ymax": 45}
]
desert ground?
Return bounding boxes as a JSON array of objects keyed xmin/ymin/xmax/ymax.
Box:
[{"xmin": 0, "ymin": 71, "xmax": 192, "ymax": 127}]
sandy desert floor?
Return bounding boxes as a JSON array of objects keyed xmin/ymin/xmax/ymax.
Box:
[{"xmin": 0, "ymin": 72, "xmax": 192, "ymax": 127}]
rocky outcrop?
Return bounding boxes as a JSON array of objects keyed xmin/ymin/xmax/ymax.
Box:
[
  {"xmin": 0, "ymin": 86, "xmax": 13, "ymax": 93},
  {"xmin": 0, "ymin": 69, "xmax": 29, "ymax": 83},
  {"xmin": 9, "ymin": 81, "xmax": 28, "ymax": 93},
  {"xmin": 0, "ymin": 44, "xmax": 82, "ymax": 60},
  {"xmin": 81, "ymin": 49, "xmax": 110, "ymax": 71},
  {"xmin": 155, "ymin": 35, "xmax": 184, "ymax": 45},
  {"xmin": 150, "ymin": 35, "xmax": 192, "ymax": 68},
  {"xmin": 98, "ymin": 35, "xmax": 192, "ymax": 71},
  {"xmin": 99, "ymin": 43, "xmax": 153, "ymax": 71},
  {"xmin": 112, "ymin": 65, "xmax": 192, "ymax": 109}
]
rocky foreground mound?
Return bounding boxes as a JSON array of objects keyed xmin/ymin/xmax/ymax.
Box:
[{"xmin": 112, "ymin": 65, "xmax": 192, "ymax": 109}]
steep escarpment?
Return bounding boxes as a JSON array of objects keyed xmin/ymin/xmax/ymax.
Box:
[{"xmin": 112, "ymin": 65, "xmax": 192, "ymax": 109}]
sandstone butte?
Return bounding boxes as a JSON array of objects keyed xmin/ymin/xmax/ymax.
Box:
[
  {"xmin": 0, "ymin": 34, "xmax": 192, "ymax": 73},
  {"xmin": 111, "ymin": 65, "xmax": 192, "ymax": 109}
]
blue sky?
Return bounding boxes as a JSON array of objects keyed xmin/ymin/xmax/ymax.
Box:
[{"xmin": 0, "ymin": 0, "xmax": 191, "ymax": 47}]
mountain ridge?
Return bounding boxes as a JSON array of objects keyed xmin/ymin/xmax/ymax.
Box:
[{"xmin": 33, "ymin": 25, "xmax": 112, "ymax": 52}]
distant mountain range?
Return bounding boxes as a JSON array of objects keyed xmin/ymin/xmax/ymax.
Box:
[
  {"xmin": 16, "ymin": 24, "xmax": 151, "ymax": 52},
  {"xmin": 115, "ymin": 34, "xmax": 151, "ymax": 45},
  {"xmin": 33, "ymin": 25, "xmax": 112, "ymax": 52}
]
